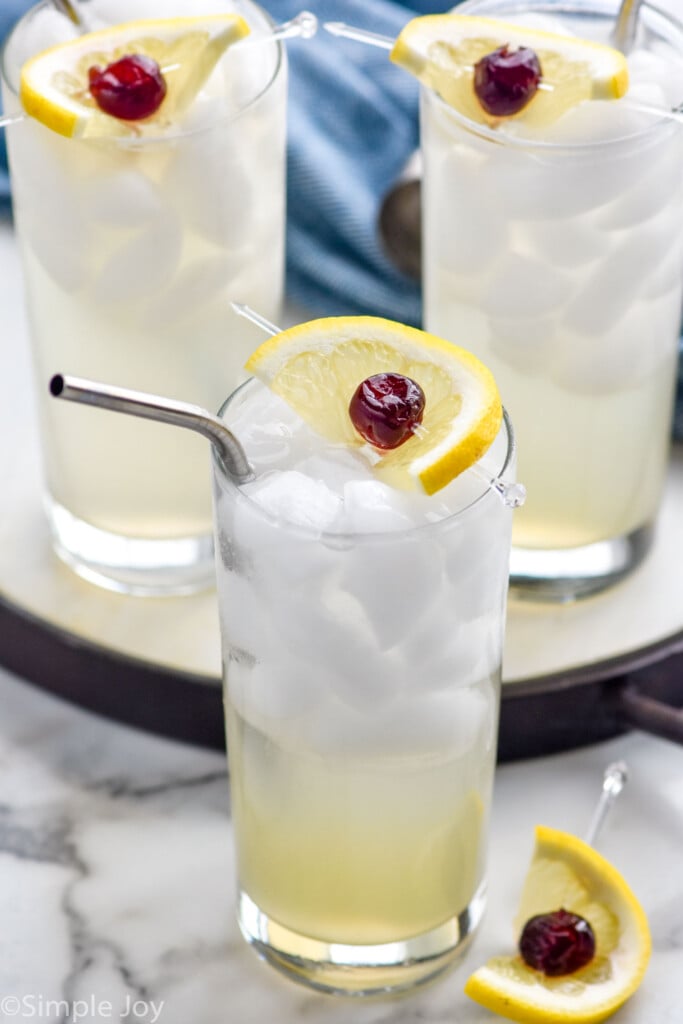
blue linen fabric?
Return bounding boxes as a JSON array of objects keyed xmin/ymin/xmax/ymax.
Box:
[{"xmin": 1, "ymin": 0, "xmax": 682, "ymax": 435}]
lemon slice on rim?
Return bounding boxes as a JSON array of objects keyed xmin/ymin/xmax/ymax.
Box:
[
  {"xmin": 20, "ymin": 14, "xmax": 250, "ymax": 138},
  {"xmin": 464, "ymin": 826, "xmax": 651, "ymax": 1023},
  {"xmin": 391, "ymin": 14, "xmax": 629, "ymax": 126},
  {"xmin": 244, "ymin": 316, "xmax": 502, "ymax": 495}
]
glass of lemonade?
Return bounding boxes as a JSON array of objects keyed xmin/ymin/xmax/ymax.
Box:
[
  {"xmin": 421, "ymin": 0, "xmax": 683, "ymax": 599},
  {"xmin": 1, "ymin": 0, "xmax": 286, "ymax": 593},
  {"xmin": 212, "ymin": 350, "xmax": 517, "ymax": 993}
]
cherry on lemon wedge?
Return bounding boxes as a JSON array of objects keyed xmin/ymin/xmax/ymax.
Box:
[
  {"xmin": 20, "ymin": 14, "xmax": 249, "ymax": 138},
  {"xmin": 244, "ymin": 316, "xmax": 502, "ymax": 495},
  {"xmin": 464, "ymin": 826, "xmax": 651, "ymax": 1024},
  {"xmin": 390, "ymin": 14, "xmax": 629, "ymax": 127}
]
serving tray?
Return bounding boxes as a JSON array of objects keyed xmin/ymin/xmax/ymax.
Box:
[{"xmin": 1, "ymin": 216, "xmax": 681, "ymax": 758}]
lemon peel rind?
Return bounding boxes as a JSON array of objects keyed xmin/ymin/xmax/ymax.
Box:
[
  {"xmin": 245, "ymin": 315, "xmax": 503, "ymax": 496},
  {"xmin": 464, "ymin": 825, "xmax": 651, "ymax": 1024},
  {"xmin": 19, "ymin": 13, "xmax": 250, "ymax": 139}
]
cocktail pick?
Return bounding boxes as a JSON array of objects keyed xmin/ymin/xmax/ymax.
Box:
[
  {"xmin": 231, "ymin": 303, "xmax": 526, "ymax": 509},
  {"xmin": 49, "ymin": 374, "xmax": 253, "ymax": 483},
  {"xmin": 584, "ymin": 761, "xmax": 629, "ymax": 847}
]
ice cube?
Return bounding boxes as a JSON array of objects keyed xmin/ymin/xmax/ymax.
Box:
[
  {"xmin": 141, "ymin": 251, "xmax": 249, "ymax": 328},
  {"xmin": 399, "ymin": 614, "xmax": 498, "ymax": 694},
  {"xmin": 163, "ymin": 137, "xmax": 253, "ymax": 248},
  {"xmin": 216, "ymin": 570, "xmax": 273, "ymax": 664},
  {"xmin": 429, "ymin": 145, "xmax": 507, "ymax": 276},
  {"xmin": 81, "ymin": 170, "xmax": 165, "ymax": 226},
  {"xmin": 226, "ymin": 658, "xmax": 321, "ymax": 737},
  {"xmin": 296, "ymin": 450, "xmax": 366, "ymax": 496},
  {"xmin": 339, "ymin": 532, "xmax": 444, "ymax": 649},
  {"xmin": 488, "ymin": 315, "xmax": 558, "ymax": 377},
  {"xmin": 594, "ymin": 139, "xmax": 683, "ymax": 231},
  {"xmin": 628, "ymin": 49, "xmax": 683, "ymax": 107},
  {"xmin": 245, "ymin": 471, "xmax": 342, "ymax": 533},
  {"xmin": 480, "ymin": 138, "xmax": 647, "ymax": 221},
  {"xmin": 341, "ymin": 479, "xmax": 415, "ymax": 533},
  {"xmin": 9, "ymin": 126, "xmax": 92, "ymax": 290},
  {"xmin": 562, "ymin": 215, "xmax": 672, "ymax": 336},
  {"xmin": 308, "ymin": 686, "xmax": 492, "ymax": 758},
  {"xmin": 551, "ymin": 304, "xmax": 667, "ymax": 394},
  {"xmin": 517, "ymin": 218, "xmax": 606, "ymax": 269},
  {"xmin": 92, "ymin": 215, "xmax": 182, "ymax": 305},
  {"xmin": 271, "ymin": 584, "xmax": 403, "ymax": 712},
  {"xmin": 230, "ymin": 477, "xmax": 342, "ymax": 590},
  {"xmin": 482, "ymin": 252, "xmax": 569, "ymax": 320}
]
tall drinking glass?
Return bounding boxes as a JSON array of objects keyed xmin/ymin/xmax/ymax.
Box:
[
  {"xmin": 422, "ymin": 0, "xmax": 683, "ymax": 599},
  {"xmin": 212, "ymin": 375, "xmax": 516, "ymax": 994},
  {"xmin": 2, "ymin": 0, "xmax": 286, "ymax": 593}
]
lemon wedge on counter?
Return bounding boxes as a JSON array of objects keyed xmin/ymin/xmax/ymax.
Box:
[{"xmin": 464, "ymin": 826, "xmax": 651, "ymax": 1023}]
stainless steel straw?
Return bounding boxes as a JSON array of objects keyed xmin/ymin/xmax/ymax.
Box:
[
  {"xmin": 51, "ymin": 0, "xmax": 86, "ymax": 29},
  {"xmin": 612, "ymin": 0, "xmax": 644, "ymax": 55},
  {"xmin": 49, "ymin": 374, "xmax": 253, "ymax": 483}
]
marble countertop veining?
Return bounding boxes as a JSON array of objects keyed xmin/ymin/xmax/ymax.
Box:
[{"xmin": 0, "ymin": 664, "xmax": 681, "ymax": 1024}]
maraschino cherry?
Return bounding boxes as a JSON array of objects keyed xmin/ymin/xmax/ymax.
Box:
[
  {"xmin": 474, "ymin": 44, "xmax": 542, "ymax": 116},
  {"xmin": 349, "ymin": 372, "xmax": 425, "ymax": 450},
  {"xmin": 88, "ymin": 54, "xmax": 167, "ymax": 121},
  {"xmin": 519, "ymin": 908, "xmax": 596, "ymax": 977}
]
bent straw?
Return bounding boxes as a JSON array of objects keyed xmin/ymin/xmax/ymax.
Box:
[{"xmin": 49, "ymin": 374, "xmax": 253, "ymax": 483}]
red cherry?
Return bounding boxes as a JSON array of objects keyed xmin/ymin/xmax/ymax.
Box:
[
  {"xmin": 88, "ymin": 54, "xmax": 167, "ymax": 121},
  {"xmin": 519, "ymin": 909, "xmax": 596, "ymax": 977},
  {"xmin": 474, "ymin": 45, "xmax": 542, "ymax": 117},
  {"xmin": 348, "ymin": 372, "xmax": 425, "ymax": 450}
]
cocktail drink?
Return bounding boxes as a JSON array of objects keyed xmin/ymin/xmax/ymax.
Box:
[
  {"xmin": 417, "ymin": 1, "xmax": 683, "ymax": 598},
  {"xmin": 2, "ymin": 0, "xmax": 286, "ymax": 592},
  {"xmin": 212, "ymin": 315, "xmax": 518, "ymax": 993}
]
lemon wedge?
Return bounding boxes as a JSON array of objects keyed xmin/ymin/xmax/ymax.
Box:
[
  {"xmin": 464, "ymin": 826, "xmax": 651, "ymax": 1023},
  {"xmin": 244, "ymin": 315, "xmax": 502, "ymax": 495},
  {"xmin": 20, "ymin": 14, "xmax": 250, "ymax": 138},
  {"xmin": 391, "ymin": 14, "xmax": 629, "ymax": 126}
]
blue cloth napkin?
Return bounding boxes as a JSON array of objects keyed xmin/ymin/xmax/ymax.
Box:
[{"xmin": 1, "ymin": 0, "xmax": 682, "ymax": 436}]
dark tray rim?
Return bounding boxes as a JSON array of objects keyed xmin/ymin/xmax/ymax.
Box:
[{"xmin": 2, "ymin": 590, "xmax": 682, "ymax": 759}]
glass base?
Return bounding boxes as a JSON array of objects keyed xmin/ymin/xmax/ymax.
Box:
[
  {"xmin": 47, "ymin": 498, "xmax": 215, "ymax": 596},
  {"xmin": 237, "ymin": 885, "xmax": 486, "ymax": 996},
  {"xmin": 509, "ymin": 523, "xmax": 653, "ymax": 602}
]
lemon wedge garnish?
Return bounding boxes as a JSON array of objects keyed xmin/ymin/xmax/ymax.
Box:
[
  {"xmin": 20, "ymin": 14, "xmax": 250, "ymax": 138},
  {"xmin": 391, "ymin": 14, "xmax": 629, "ymax": 126},
  {"xmin": 464, "ymin": 826, "xmax": 651, "ymax": 1024},
  {"xmin": 244, "ymin": 316, "xmax": 502, "ymax": 495}
]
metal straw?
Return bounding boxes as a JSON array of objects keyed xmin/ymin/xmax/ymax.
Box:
[
  {"xmin": 584, "ymin": 761, "xmax": 629, "ymax": 847},
  {"xmin": 49, "ymin": 374, "xmax": 253, "ymax": 483},
  {"xmin": 612, "ymin": 0, "xmax": 644, "ymax": 55},
  {"xmin": 51, "ymin": 0, "xmax": 86, "ymax": 29}
]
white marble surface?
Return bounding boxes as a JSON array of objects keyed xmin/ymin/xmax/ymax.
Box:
[{"xmin": 0, "ymin": 660, "xmax": 681, "ymax": 1024}]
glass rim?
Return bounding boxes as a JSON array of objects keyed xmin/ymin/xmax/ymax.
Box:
[
  {"xmin": 422, "ymin": 0, "xmax": 683, "ymax": 154},
  {"xmin": 212, "ymin": 377, "xmax": 517, "ymax": 545},
  {"xmin": 0, "ymin": 0, "xmax": 285, "ymax": 146}
]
